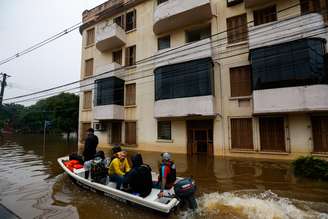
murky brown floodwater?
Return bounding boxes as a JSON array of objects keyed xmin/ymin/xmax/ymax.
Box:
[{"xmin": 0, "ymin": 134, "xmax": 328, "ymax": 219}]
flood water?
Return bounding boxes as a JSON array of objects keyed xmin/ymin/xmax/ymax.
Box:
[{"xmin": 0, "ymin": 134, "xmax": 328, "ymax": 219}]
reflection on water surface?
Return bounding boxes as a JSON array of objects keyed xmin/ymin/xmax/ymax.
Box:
[{"xmin": 0, "ymin": 134, "xmax": 327, "ymax": 218}]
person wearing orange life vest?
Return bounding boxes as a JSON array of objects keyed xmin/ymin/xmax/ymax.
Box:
[{"xmin": 157, "ymin": 152, "xmax": 176, "ymax": 198}]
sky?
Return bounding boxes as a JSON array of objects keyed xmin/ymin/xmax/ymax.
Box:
[{"xmin": 0, "ymin": 0, "xmax": 106, "ymax": 105}]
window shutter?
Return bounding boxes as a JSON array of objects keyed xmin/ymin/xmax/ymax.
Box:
[
  {"xmin": 312, "ymin": 116, "xmax": 328, "ymax": 152},
  {"xmin": 230, "ymin": 65, "xmax": 251, "ymax": 97},
  {"xmin": 83, "ymin": 91, "xmax": 92, "ymax": 109},
  {"xmin": 86, "ymin": 28, "xmax": 95, "ymax": 46},
  {"xmin": 125, "ymin": 47, "xmax": 130, "ymax": 66},
  {"xmin": 227, "ymin": 14, "xmax": 247, "ymax": 44},
  {"xmin": 132, "ymin": 9, "xmax": 136, "ymax": 29},
  {"xmin": 85, "ymin": 59, "xmax": 94, "ymax": 77},
  {"xmin": 125, "ymin": 122, "xmax": 136, "ymax": 145},
  {"xmin": 132, "ymin": 45, "xmax": 136, "ymax": 65},
  {"xmin": 259, "ymin": 117, "xmax": 285, "ymax": 152},
  {"xmin": 125, "ymin": 83, "xmax": 136, "ymax": 106},
  {"xmin": 231, "ymin": 118, "xmax": 253, "ymax": 149}
]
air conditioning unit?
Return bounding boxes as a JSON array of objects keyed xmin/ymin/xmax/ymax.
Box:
[{"xmin": 93, "ymin": 122, "xmax": 105, "ymax": 131}]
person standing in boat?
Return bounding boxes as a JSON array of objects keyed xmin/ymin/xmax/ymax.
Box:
[
  {"xmin": 108, "ymin": 151, "xmax": 131, "ymax": 189},
  {"xmin": 83, "ymin": 128, "xmax": 99, "ymax": 162},
  {"xmin": 157, "ymin": 152, "xmax": 176, "ymax": 198}
]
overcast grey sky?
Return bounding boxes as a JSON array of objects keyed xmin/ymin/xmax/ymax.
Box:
[{"xmin": 0, "ymin": 0, "xmax": 105, "ymax": 104}]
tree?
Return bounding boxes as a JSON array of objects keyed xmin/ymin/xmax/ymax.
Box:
[{"xmin": 0, "ymin": 93, "xmax": 79, "ymax": 140}]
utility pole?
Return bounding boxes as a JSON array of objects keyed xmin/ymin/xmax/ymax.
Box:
[{"xmin": 0, "ymin": 73, "xmax": 11, "ymax": 106}]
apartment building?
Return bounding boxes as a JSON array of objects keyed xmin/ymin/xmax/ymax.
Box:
[{"xmin": 78, "ymin": 0, "xmax": 328, "ymax": 159}]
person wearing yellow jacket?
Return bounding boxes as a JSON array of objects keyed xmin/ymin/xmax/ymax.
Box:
[{"xmin": 108, "ymin": 151, "xmax": 131, "ymax": 189}]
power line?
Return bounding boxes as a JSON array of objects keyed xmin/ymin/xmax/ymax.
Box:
[
  {"xmin": 3, "ymin": 3, "xmax": 326, "ymax": 103},
  {"xmin": 0, "ymin": 22, "xmax": 82, "ymax": 66},
  {"xmin": 5, "ymin": 16, "xmax": 328, "ymax": 105}
]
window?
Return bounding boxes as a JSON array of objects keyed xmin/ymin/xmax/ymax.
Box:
[
  {"xmin": 81, "ymin": 122, "xmax": 91, "ymax": 142},
  {"xmin": 301, "ymin": 0, "xmax": 321, "ymax": 15},
  {"xmin": 125, "ymin": 122, "xmax": 136, "ymax": 145},
  {"xmin": 125, "ymin": 45, "xmax": 136, "ymax": 66},
  {"xmin": 311, "ymin": 116, "xmax": 328, "ymax": 152},
  {"xmin": 230, "ymin": 65, "xmax": 251, "ymax": 97},
  {"xmin": 95, "ymin": 77, "xmax": 124, "ymax": 106},
  {"xmin": 114, "ymin": 15, "xmax": 124, "ymax": 28},
  {"xmin": 155, "ymin": 58, "xmax": 213, "ymax": 100},
  {"xmin": 125, "ymin": 10, "xmax": 136, "ymax": 31},
  {"xmin": 227, "ymin": 0, "xmax": 243, "ymax": 7},
  {"xmin": 113, "ymin": 49, "xmax": 122, "ymax": 65},
  {"xmin": 259, "ymin": 117, "xmax": 286, "ymax": 152},
  {"xmin": 85, "ymin": 58, "xmax": 94, "ymax": 77},
  {"xmin": 114, "ymin": 10, "xmax": 136, "ymax": 32},
  {"xmin": 231, "ymin": 118, "xmax": 253, "ymax": 150},
  {"xmin": 125, "ymin": 83, "xmax": 136, "ymax": 106},
  {"xmin": 158, "ymin": 121, "xmax": 171, "ymax": 140},
  {"xmin": 250, "ymin": 38, "xmax": 326, "ymax": 90},
  {"xmin": 158, "ymin": 35, "xmax": 170, "ymax": 50},
  {"xmin": 83, "ymin": 91, "xmax": 92, "ymax": 109},
  {"xmin": 227, "ymin": 14, "xmax": 248, "ymax": 44},
  {"xmin": 86, "ymin": 28, "xmax": 95, "ymax": 46},
  {"xmin": 254, "ymin": 5, "xmax": 277, "ymax": 26},
  {"xmin": 186, "ymin": 25, "xmax": 211, "ymax": 43},
  {"xmin": 158, "ymin": 0, "xmax": 168, "ymax": 5}
]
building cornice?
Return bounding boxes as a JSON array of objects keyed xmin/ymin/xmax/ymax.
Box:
[{"xmin": 80, "ymin": 0, "xmax": 148, "ymax": 34}]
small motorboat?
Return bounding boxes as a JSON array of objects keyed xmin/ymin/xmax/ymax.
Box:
[{"xmin": 57, "ymin": 156, "xmax": 196, "ymax": 214}]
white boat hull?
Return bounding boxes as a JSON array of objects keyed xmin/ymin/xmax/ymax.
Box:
[{"xmin": 57, "ymin": 156, "xmax": 180, "ymax": 213}]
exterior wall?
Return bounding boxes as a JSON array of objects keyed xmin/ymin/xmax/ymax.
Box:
[{"xmin": 78, "ymin": 0, "xmax": 328, "ymax": 160}]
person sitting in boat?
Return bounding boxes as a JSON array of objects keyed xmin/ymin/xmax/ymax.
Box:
[
  {"xmin": 110, "ymin": 146, "xmax": 122, "ymax": 162},
  {"xmin": 83, "ymin": 128, "xmax": 99, "ymax": 162},
  {"xmin": 157, "ymin": 152, "xmax": 176, "ymax": 198},
  {"xmin": 108, "ymin": 151, "xmax": 131, "ymax": 189},
  {"xmin": 124, "ymin": 153, "xmax": 152, "ymax": 197}
]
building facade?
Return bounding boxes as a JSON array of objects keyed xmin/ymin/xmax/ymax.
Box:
[{"xmin": 78, "ymin": 0, "xmax": 328, "ymax": 159}]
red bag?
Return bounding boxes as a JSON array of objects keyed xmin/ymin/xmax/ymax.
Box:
[
  {"xmin": 73, "ymin": 164, "xmax": 83, "ymax": 169},
  {"xmin": 70, "ymin": 160, "xmax": 79, "ymax": 165}
]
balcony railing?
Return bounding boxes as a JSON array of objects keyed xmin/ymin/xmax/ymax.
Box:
[
  {"xmin": 153, "ymin": 0, "xmax": 212, "ymax": 34},
  {"xmin": 154, "ymin": 95, "xmax": 215, "ymax": 118},
  {"xmin": 249, "ymin": 13, "xmax": 326, "ymax": 49},
  {"xmin": 93, "ymin": 105, "xmax": 124, "ymax": 120},
  {"xmin": 253, "ymin": 85, "xmax": 328, "ymax": 114},
  {"xmin": 95, "ymin": 62, "xmax": 124, "ymax": 80},
  {"xmin": 96, "ymin": 23, "xmax": 126, "ymax": 52}
]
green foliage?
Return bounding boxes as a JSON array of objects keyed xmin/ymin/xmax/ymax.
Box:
[
  {"xmin": 0, "ymin": 93, "xmax": 79, "ymax": 135},
  {"xmin": 292, "ymin": 156, "xmax": 328, "ymax": 181}
]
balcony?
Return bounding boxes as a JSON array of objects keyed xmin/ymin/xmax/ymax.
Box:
[
  {"xmin": 96, "ymin": 23, "xmax": 126, "ymax": 52},
  {"xmin": 253, "ymin": 85, "xmax": 328, "ymax": 114},
  {"xmin": 95, "ymin": 62, "xmax": 124, "ymax": 80},
  {"xmin": 154, "ymin": 58, "xmax": 215, "ymax": 118},
  {"xmin": 93, "ymin": 77, "xmax": 125, "ymax": 120},
  {"xmin": 154, "ymin": 38, "xmax": 213, "ymax": 68},
  {"xmin": 248, "ymin": 13, "xmax": 326, "ymax": 50},
  {"xmin": 153, "ymin": 0, "xmax": 212, "ymax": 35},
  {"xmin": 154, "ymin": 95, "xmax": 215, "ymax": 118},
  {"xmin": 244, "ymin": 0, "xmax": 271, "ymax": 8},
  {"xmin": 93, "ymin": 105, "xmax": 124, "ymax": 120}
]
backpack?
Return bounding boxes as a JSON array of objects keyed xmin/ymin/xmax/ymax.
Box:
[{"xmin": 90, "ymin": 158, "xmax": 108, "ymax": 184}]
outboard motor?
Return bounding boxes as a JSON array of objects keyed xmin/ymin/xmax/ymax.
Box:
[{"xmin": 174, "ymin": 178, "xmax": 197, "ymax": 209}]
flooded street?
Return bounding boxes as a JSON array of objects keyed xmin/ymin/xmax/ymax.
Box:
[{"xmin": 0, "ymin": 135, "xmax": 328, "ymax": 219}]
